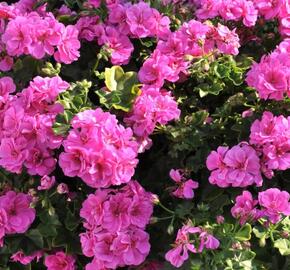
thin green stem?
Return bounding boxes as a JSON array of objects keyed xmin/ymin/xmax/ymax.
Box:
[{"xmin": 158, "ymin": 202, "xmax": 175, "ymax": 215}]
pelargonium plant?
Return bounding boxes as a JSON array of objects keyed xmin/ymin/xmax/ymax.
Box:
[{"xmin": 0, "ymin": 0, "xmax": 289, "ymax": 269}]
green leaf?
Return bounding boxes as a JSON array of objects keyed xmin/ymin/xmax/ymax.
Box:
[
  {"xmin": 65, "ymin": 209, "xmax": 80, "ymax": 231},
  {"xmin": 25, "ymin": 229, "xmax": 44, "ymax": 249},
  {"xmin": 274, "ymin": 239, "xmax": 290, "ymax": 256},
  {"xmin": 97, "ymin": 66, "xmax": 141, "ymax": 112},
  {"xmin": 235, "ymin": 223, "xmax": 252, "ymax": 241},
  {"xmin": 104, "ymin": 66, "xmax": 124, "ymax": 91}
]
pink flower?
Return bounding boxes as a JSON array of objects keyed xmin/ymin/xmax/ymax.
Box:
[
  {"xmin": 75, "ymin": 16, "xmax": 103, "ymax": 42},
  {"xmin": 249, "ymin": 111, "xmax": 285, "ymax": 145},
  {"xmin": 57, "ymin": 183, "xmax": 69, "ymax": 194},
  {"xmin": 246, "ymin": 52, "xmax": 289, "ymax": 100},
  {"xmin": 103, "ymin": 193, "xmax": 131, "ymax": 232},
  {"xmin": 255, "ymin": 0, "xmax": 283, "ymax": 19},
  {"xmin": 250, "ymin": 112, "xmax": 290, "ymax": 172},
  {"xmin": 108, "ymin": 4, "xmax": 130, "ymax": 34},
  {"xmin": 218, "ymin": 0, "xmax": 258, "ymax": 27},
  {"xmin": 80, "ymin": 190, "xmax": 108, "ymax": 228},
  {"xmin": 206, "ymin": 146, "xmax": 230, "ymax": 187},
  {"xmin": 124, "ymin": 87, "xmax": 180, "ymax": 143},
  {"xmin": 215, "ymin": 24, "xmax": 240, "ymax": 55},
  {"xmin": 216, "ymin": 215, "xmax": 224, "ymax": 224},
  {"xmin": 258, "ymin": 188, "xmax": 290, "ymax": 223},
  {"xmin": 0, "ymin": 137, "xmax": 28, "ymax": 174},
  {"xmin": 80, "ymin": 181, "xmax": 154, "ymax": 268},
  {"xmin": 223, "ymin": 144, "xmax": 262, "ymax": 187},
  {"xmin": 242, "ymin": 109, "xmax": 254, "ymax": 118},
  {"xmin": 59, "ymin": 108, "xmax": 138, "ymax": 188},
  {"xmin": 128, "ymin": 195, "xmax": 153, "ymax": 228},
  {"xmin": 0, "ymin": 76, "xmax": 15, "ymax": 107},
  {"xmin": 201, "ymin": 232, "xmax": 220, "ymax": 250},
  {"xmin": 195, "ymin": 0, "xmax": 221, "ymax": 20},
  {"xmin": 126, "ymin": 2, "xmax": 157, "ymax": 38},
  {"xmin": 44, "ymin": 252, "xmax": 75, "ymax": 270},
  {"xmin": 2, "ymin": 16, "xmax": 32, "ymax": 56},
  {"xmin": 87, "ymin": 0, "xmax": 101, "ymax": 8},
  {"xmin": 112, "ymin": 227, "xmax": 151, "ymax": 266},
  {"xmin": 25, "ymin": 146, "xmax": 56, "ymax": 176},
  {"xmin": 38, "ymin": 175, "xmax": 56, "ymax": 190},
  {"xmin": 0, "ymin": 55, "xmax": 13, "ymax": 72},
  {"xmin": 169, "ymin": 169, "xmax": 199, "ymax": 199},
  {"xmin": 11, "ymin": 250, "xmax": 43, "ymax": 265},
  {"xmin": 231, "ymin": 191, "xmax": 261, "ymax": 225},
  {"xmin": 54, "ymin": 25, "xmax": 80, "ymax": 64},
  {"xmin": 165, "ymin": 225, "xmax": 219, "ymax": 268},
  {"xmin": 0, "ymin": 191, "xmax": 35, "ymax": 234},
  {"xmin": 138, "ymin": 50, "xmax": 173, "ymax": 87},
  {"xmin": 99, "ymin": 26, "xmax": 133, "ymax": 65}
]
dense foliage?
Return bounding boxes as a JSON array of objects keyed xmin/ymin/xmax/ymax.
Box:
[{"xmin": 0, "ymin": 0, "xmax": 289, "ymax": 269}]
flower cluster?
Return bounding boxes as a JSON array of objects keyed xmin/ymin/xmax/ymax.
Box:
[
  {"xmin": 11, "ymin": 250, "xmax": 43, "ymax": 265},
  {"xmin": 194, "ymin": 0, "xmax": 290, "ymax": 32},
  {"xmin": 246, "ymin": 42, "xmax": 290, "ymax": 100},
  {"xmin": 0, "ymin": 191, "xmax": 35, "ymax": 247},
  {"xmin": 139, "ymin": 19, "xmax": 240, "ymax": 88},
  {"xmin": 195, "ymin": 0, "xmax": 258, "ymax": 27},
  {"xmin": 169, "ymin": 169, "xmax": 199, "ymax": 199},
  {"xmin": 0, "ymin": 5, "xmax": 80, "ymax": 65},
  {"xmin": 232, "ymin": 188, "xmax": 290, "ymax": 224},
  {"xmin": 206, "ymin": 144, "xmax": 263, "ymax": 187},
  {"xmin": 80, "ymin": 181, "xmax": 154, "ymax": 269},
  {"xmin": 165, "ymin": 225, "xmax": 220, "ymax": 268},
  {"xmin": 76, "ymin": 1, "xmax": 171, "ymax": 65},
  {"xmin": 124, "ymin": 87, "xmax": 180, "ymax": 152},
  {"xmin": 250, "ymin": 111, "xmax": 290, "ymax": 177},
  {"xmin": 44, "ymin": 251, "xmax": 75, "ymax": 270},
  {"xmin": 59, "ymin": 108, "xmax": 139, "ymax": 188},
  {"xmin": 0, "ymin": 76, "xmax": 69, "ymax": 176}
]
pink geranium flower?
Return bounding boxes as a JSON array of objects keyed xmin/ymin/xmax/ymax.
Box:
[
  {"xmin": 11, "ymin": 250, "xmax": 43, "ymax": 265},
  {"xmin": 258, "ymin": 188, "xmax": 290, "ymax": 223},
  {"xmin": 231, "ymin": 191, "xmax": 261, "ymax": 224},
  {"xmin": 38, "ymin": 175, "xmax": 56, "ymax": 190},
  {"xmin": 54, "ymin": 25, "xmax": 80, "ymax": 64},
  {"xmin": 169, "ymin": 169, "xmax": 199, "ymax": 199},
  {"xmin": 45, "ymin": 252, "xmax": 75, "ymax": 270},
  {"xmin": 0, "ymin": 191, "xmax": 35, "ymax": 234},
  {"xmin": 165, "ymin": 225, "xmax": 219, "ymax": 268}
]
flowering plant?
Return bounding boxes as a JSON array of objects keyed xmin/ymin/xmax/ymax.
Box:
[{"xmin": 0, "ymin": 0, "xmax": 290, "ymax": 269}]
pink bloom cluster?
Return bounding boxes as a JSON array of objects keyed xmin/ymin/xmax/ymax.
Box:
[
  {"xmin": 0, "ymin": 191, "xmax": 36, "ymax": 246},
  {"xmin": 80, "ymin": 181, "xmax": 154, "ymax": 269},
  {"xmin": 0, "ymin": 4, "xmax": 80, "ymax": 64},
  {"xmin": 232, "ymin": 188, "xmax": 290, "ymax": 224},
  {"xmin": 169, "ymin": 169, "xmax": 199, "ymax": 199},
  {"xmin": 246, "ymin": 43, "xmax": 290, "ymax": 100},
  {"xmin": 124, "ymin": 87, "xmax": 180, "ymax": 152},
  {"xmin": 59, "ymin": 108, "xmax": 139, "ymax": 188},
  {"xmin": 139, "ymin": 20, "xmax": 240, "ymax": 87},
  {"xmin": 231, "ymin": 191, "xmax": 262, "ymax": 225},
  {"xmin": 206, "ymin": 144, "xmax": 263, "ymax": 187},
  {"xmin": 77, "ymin": 1, "xmax": 171, "ymax": 65},
  {"xmin": 195, "ymin": 0, "xmax": 290, "ymax": 31},
  {"xmin": 44, "ymin": 251, "xmax": 75, "ymax": 270},
  {"xmin": 195, "ymin": 0, "xmax": 258, "ymax": 27},
  {"xmin": 165, "ymin": 225, "xmax": 219, "ymax": 268},
  {"xmin": 250, "ymin": 111, "xmax": 290, "ymax": 177},
  {"xmin": 11, "ymin": 250, "xmax": 43, "ymax": 265},
  {"xmin": 0, "ymin": 76, "xmax": 69, "ymax": 176}
]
